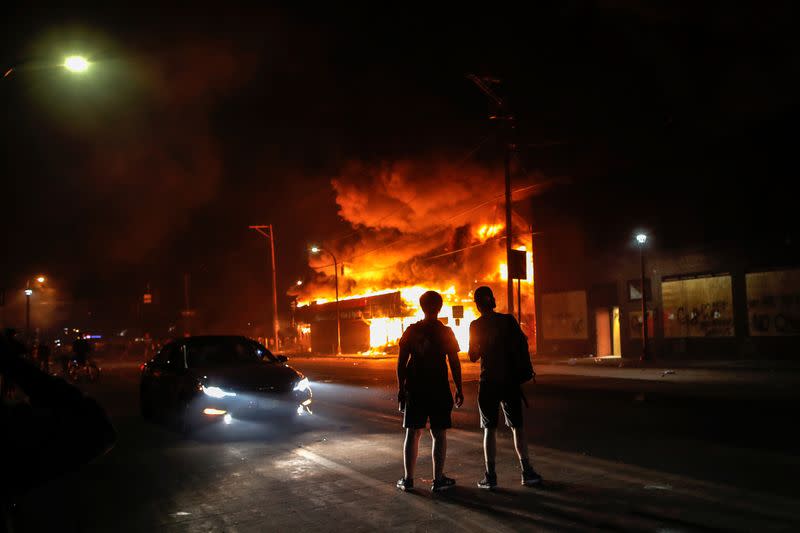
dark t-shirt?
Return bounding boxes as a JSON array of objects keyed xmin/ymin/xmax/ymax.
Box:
[
  {"xmin": 399, "ymin": 319, "xmax": 460, "ymax": 393},
  {"xmin": 469, "ymin": 312, "xmax": 526, "ymax": 384}
]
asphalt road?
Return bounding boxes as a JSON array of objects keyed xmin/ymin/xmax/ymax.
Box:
[{"xmin": 13, "ymin": 356, "xmax": 800, "ymax": 532}]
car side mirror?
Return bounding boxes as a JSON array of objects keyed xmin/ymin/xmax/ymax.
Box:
[{"xmin": 277, "ymin": 355, "xmax": 288, "ymax": 363}]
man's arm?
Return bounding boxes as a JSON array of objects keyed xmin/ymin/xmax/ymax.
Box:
[
  {"xmin": 446, "ymin": 350, "xmax": 463, "ymax": 407},
  {"xmin": 396, "ymin": 344, "xmax": 411, "ymax": 409},
  {"xmin": 468, "ymin": 321, "xmax": 481, "ymax": 362}
]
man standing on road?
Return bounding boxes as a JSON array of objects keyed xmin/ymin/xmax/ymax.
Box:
[
  {"xmin": 469, "ymin": 286, "xmax": 542, "ymax": 489},
  {"xmin": 396, "ymin": 290, "xmax": 464, "ymax": 492}
]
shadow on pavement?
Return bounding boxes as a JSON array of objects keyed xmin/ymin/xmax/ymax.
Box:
[{"xmin": 423, "ymin": 480, "xmax": 797, "ymax": 532}]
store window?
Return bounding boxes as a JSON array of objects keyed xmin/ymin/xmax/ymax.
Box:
[
  {"xmin": 662, "ymin": 275, "xmax": 734, "ymax": 337},
  {"xmin": 746, "ymin": 269, "xmax": 800, "ymax": 336},
  {"xmin": 627, "ymin": 279, "xmax": 651, "ymax": 301}
]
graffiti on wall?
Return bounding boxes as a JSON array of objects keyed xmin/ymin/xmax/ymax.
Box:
[
  {"xmin": 662, "ymin": 275, "xmax": 735, "ymax": 337},
  {"xmin": 746, "ymin": 269, "xmax": 800, "ymax": 336},
  {"xmin": 542, "ymin": 290, "xmax": 588, "ymax": 340}
]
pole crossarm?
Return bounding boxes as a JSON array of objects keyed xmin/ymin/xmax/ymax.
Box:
[{"xmin": 249, "ymin": 225, "xmax": 273, "ymax": 239}]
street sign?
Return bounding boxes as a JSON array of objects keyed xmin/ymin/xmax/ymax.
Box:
[
  {"xmin": 143, "ymin": 293, "xmax": 152, "ymax": 304},
  {"xmin": 452, "ymin": 305, "xmax": 464, "ymax": 319},
  {"xmin": 180, "ymin": 309, "xmax": 195, "ymax": 317},
  {"xmin": 508, "ymin": 249, "xmax": 528, "ymax": 280}
]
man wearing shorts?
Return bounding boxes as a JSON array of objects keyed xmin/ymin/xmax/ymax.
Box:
[
  {"xmin": 396, "ymin": 291, "xmax": 463, "ymax": 492},
  {"xmin": 469, "ymin": 286, "xmax": 542, "ymax": 489}
]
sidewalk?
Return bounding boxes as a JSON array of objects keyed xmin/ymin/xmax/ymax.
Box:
[{"xmin": 533, "ymin": 353, "xmax": 800, "ymax": 371}]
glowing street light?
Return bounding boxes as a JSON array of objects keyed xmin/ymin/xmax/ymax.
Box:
[
  {"xmin": 310, "ymin": 245, "xmax": 341, "ymax": 355},
  {"xmin": 296, "ymin": 280, "xmax": 303, "ymax": 286},
  {"xmin": 36, "ymin": 276, "xmax": 46, "ymax": 283},
  {"xmin": 636, "ymin": 233, "xmax": 648, "ymax": 245},
  {"xmin": 63, "ymin": 55, "xmax": 90, "ymax": 73},
  {"xmin": 4, "ymin": 54, "xmax": 92, "ymax": 80},
  {"xmin": 24, "ymin": 288, "xmax": 33, "ymax": 297}
]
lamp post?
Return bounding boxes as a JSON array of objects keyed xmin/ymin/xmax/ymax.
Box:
[
  {"xmin": 23, "ymin": 276, "xmax": 45, "ymax": 338},
  {"xmin": 249, "ymin": 225, "xmax": 280, "ymax": 351},
  {"xmin": 24, "ymin": 284, "xmax": 33, "ymax": 336},
  {"xmin": 311, "ymin": 246, "xmax": 341, "ymax": 355},
  {"xmin": 635, "ymin": 233, "xmax": 648, "ymax": 361}
]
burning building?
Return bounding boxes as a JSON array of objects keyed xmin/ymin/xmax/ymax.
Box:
[{"xmin": 292, "ymin": 159, "xmax": 539, "ymax": 354}]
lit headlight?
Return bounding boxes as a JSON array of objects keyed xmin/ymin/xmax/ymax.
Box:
[
  {"xmin": 202, "ymin": 385, "xmax": 237, "ymax": 398},
  {"xmin": 293, "ymin": 377, "xmax": 311, "ymax": 392}
]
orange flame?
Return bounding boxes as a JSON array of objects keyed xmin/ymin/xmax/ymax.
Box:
[{"xmin": 476, "ymin": 223, "xmax": 503, "ymax": 241}]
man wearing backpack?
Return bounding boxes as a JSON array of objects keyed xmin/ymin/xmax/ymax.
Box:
[
  {"xmin": 469, "ymin": 286, "xmax": 542, "ymax": 489},
  {"xmin": 396, "ymin": 290, "xmax": 464, "ymax": 492}
]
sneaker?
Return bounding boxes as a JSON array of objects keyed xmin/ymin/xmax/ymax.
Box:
[
  {"xmin": 521, "ymin": 467, "xmax": 543, "ymax": 486},
  {"xmin": 477, "ymin": 472, "xmax": 497, "ymax": 490},
  {"xmin": 431, "ymin": 475, "xmax": 456, "ymax": 492},
  {"xmin": 396, "ymin": 477, "xmax": 414, "ymax": 491}
]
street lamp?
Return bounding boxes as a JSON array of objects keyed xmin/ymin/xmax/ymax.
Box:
[
  {"xmin": 4, "ymin": 55, "xmax": 92, "ymax": 79},
  {"xmin": 296, "ymin": 280, "xmax": 303, "ymax": 286},
  {"xmin": 310, "ymin": 245, "xmax": 341, "ymax": 355},
  {"xmin": 23, "ymin": 275, "xmax": 48, "ymax": 338},
  {"xmin": 63, "ymin": 55, "xmax": 90, "ymax": 73},
  {"xmin": 249, "ymin": 225, "xmax": 280, "ymax": 352},
  {"xmin": 635, "ymin": 233, "xmax": 649, "ymax": 361}
]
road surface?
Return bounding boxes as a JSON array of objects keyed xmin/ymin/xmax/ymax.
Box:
[{"xmin": 13, "ymin": 356, "xmax": 800, "ymax": 532}]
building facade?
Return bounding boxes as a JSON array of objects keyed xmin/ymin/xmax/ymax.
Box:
[{"xmin": 531, "ymin": 189, "xmax": 800, "ymax": 360}]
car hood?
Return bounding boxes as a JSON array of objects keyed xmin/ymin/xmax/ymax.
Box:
[{"xmin": 192, "ymin": 363, "xmax": 303, "ymax": 393}]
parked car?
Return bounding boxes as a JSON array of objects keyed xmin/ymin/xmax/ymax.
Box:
[{"xmin": 140, "ymin": 335, "xmax": 312, "ymax": 432}]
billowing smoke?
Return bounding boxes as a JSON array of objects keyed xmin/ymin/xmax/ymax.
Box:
[
  {"xmin": 82, "ymin": 41, "xmax": 257, "ymax": 264},
  {"xmin": 293, "ymin": 158, "xmax": 544, "ymax": 303}
]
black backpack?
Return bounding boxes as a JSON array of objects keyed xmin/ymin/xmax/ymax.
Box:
[{"xmin": 507, "ymin": 314, "xmax": 535, "ymax": 384}]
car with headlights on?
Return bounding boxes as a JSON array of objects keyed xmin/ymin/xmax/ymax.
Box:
[{"xmin": 139, "ymin": 335, "xmax": 312, "ymax": 431}]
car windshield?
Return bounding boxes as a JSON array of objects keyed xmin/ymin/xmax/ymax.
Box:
[{"xmin": 185, "ymin": 338, "xmax": 276, "ymax": 368}]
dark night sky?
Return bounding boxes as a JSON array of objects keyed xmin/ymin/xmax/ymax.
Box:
[{"xmin": 2, "ymin": 2, "xmax": 798, "ymax": 333}]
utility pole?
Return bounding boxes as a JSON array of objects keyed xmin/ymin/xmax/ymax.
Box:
[
  {"xmin": 182, "ymin": 273, "xmax": 192, "ymax": 336},
  {"xmin": 249, "ymin": 225, "xmax": 280, "ymax": 351},
  {"xmin": 529, "ymin": 225, "xmax": 538, "ymax": 351},
  {"xmin": 505, "ymin": 146, "xmax": 515, "ymax": 315},
  {"xmin": 468, "ymin": 74, "xmax": 516, "ymax": 315},
  {"xmin": 310, "ymin": 246, "xmax": 341, "ymax": 355}
]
